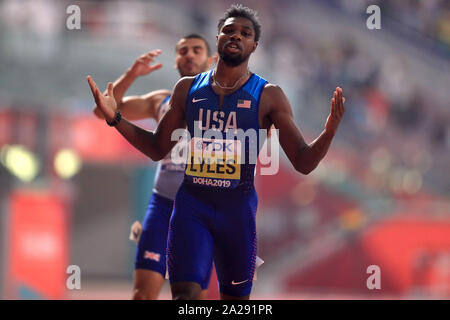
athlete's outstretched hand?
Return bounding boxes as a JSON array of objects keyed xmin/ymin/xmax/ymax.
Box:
[
  {"xmin": 325, "ymin": 87, "xmax": 345, "ymax": 136},
  {"xmin": 87, "ymin": 76, "xmax": 117, "ymax": 123},
  {"xmin": 129, "ymin": 49, "xmax": 163, "ymax": 77}
]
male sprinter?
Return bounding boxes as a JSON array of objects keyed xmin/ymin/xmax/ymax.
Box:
[
  {"xmin": 93, "ymin": 34, "xmax": 215, "ymax": 300},
  {"xmin": 88, "ymin": 4, "xmax": 345, "ymax": 300}
]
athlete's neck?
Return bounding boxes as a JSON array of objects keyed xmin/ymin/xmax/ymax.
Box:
[{"xmin": 213, "ymin": 60, "xmax": 251, "ymax": 88}]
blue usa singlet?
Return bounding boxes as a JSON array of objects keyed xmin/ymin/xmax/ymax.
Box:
[
  {"xmin": 183, "ymin": 70, "xmax": 268, "ymax": 191},
  {"xmin": 167, "ymin": 70, "xmax": 268, "ymax": 297}
]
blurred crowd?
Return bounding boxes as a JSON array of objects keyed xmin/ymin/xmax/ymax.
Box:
[
  {"xmin": 260, "ymin": 1, "xmax": 449, "ymax": 198},
  {"xmin": 331, "ymin": 0, "xmax": 450, "ymax": 54},
  {"xmin": 380, "ymin": 0, "xmax": 450, "ymax": 51}
]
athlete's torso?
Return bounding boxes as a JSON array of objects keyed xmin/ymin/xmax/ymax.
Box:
[
  {"xmin": 152, "ymin": 94, "xmax": 186, "ymax": 200},
  {"xmin": 183, "ymin": 70, "xmax": 268, "ymax": 192}
]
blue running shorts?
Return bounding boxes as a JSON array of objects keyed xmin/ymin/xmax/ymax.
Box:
[{"xmin": 167, "ymin": 183, "xmax": 258, "ymax": 297}]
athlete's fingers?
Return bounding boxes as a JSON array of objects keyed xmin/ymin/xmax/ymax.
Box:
[
  {"xmin": 94, "ymin": 87, "xmax": 101, "ymax": 103},
  {"xmin": 143, "ymin": 50, "xmax": 160, "ymax": 60},
  {"xmin": 107, "ymin": 82, "xmax": 114, "ymax": 98},
  {"xmin": 333, "ymin": 92, "xmax": 336, "ymax": 111},
  {"xmin": 138, "ymin": 56, "xmax": 154, "ymax": 64},
  {"xmin": 147, "ymin": 49, "xmax": 162, "ymax": 57},
  {"xmin": 88, "ymin": 76, "xmax": 102, "ymax": 98},
  {"xmin": 96, "ymin": 88, "xmax": 111, "ymax": 115},
  {"xmin": 149, "ymin": 63, "xmax": 163, "ymax": 71},
  {"xmin": 138, "ymin": 53, "xmax": 155, "ymax": 63},
  {"xmin": 336, "ymin": 102, "xmax": 342, "ymax": 118},
  {"xmin": 336, "ymin": 88, "xmax": 343, "ymax": 116},
  {"xmin": 337, "ymin": 93, "xmax": 342, "ymax": 117},
  {"xmin": 136, "ymin": 50, "xmax": 162, "ymax": 68},
  {"xmin": 339, "ymin": 97, "xmax": 345, "ymax": 117},
  {"xmin": 92, "ymin": 91, "xmax": 101, "ymax": 108},
  {"xmin": 94, "ymin": 87, "xmax": 105, "ymax": 111},
  {"xmin": 87, "ymin": 76, "xmax": 102, "ymax": 107},
  {"xmin": 338, "ymin": 88, "xmax": 344, "ymax": 116},
  {"xmin": 87, "ymin": 76, "xmax": 98, "ymax": 96},
  {"xmin": 141, "ymin": 50, "xmax": 161, "ymax": 62}
]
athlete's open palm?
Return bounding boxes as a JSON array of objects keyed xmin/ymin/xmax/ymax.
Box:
[
  {"xmin": 130, "ymin": 50, "xmax": 163, "ymax": 77},
  {"xmin": 87, "ymin": 76, "xmax": 117, "ymax": 122},
  {"xmin": 325, "ymin": 87, "xmax": 345, "ymax": 135}
]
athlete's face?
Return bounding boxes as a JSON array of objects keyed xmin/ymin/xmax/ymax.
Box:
[
  {"xmin": 217, "ymin": 17, "xmax": 258, "ymax": 67},
  {"xmin": 175, "ymin": 38, "xmax": 212, "ymax": 77}
]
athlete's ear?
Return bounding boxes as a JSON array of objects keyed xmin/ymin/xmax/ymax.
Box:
[{"xmin": 252, "ymin": 41, "xmax": 258, "ymax": 53}]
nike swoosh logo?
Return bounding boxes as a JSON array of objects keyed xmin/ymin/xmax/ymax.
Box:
[
  {"xmin": 192, "ymin": 97, "xmax": 207, "ymax": 103},
  {"xmin": 231, "ymin": 279, "xmax": 249, "ymax": 285}
]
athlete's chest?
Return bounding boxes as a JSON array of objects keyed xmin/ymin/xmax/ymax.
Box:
[{"xmin": 188, "ymin": 90, "xmax": 258, "ymax": 132}]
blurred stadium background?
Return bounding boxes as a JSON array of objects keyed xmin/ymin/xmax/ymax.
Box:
[{"xmin": 0, "ymin": 0, "xmax": 449, "ymax": 300}]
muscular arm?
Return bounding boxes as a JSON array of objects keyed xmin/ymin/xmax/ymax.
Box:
[
  {"xmin": 88, "ymin": 76, "xmax": 192, "ymax": 161},
  {"xmin": 262, "ymin": 84, "xmax": 345, "ymax": 174},
  {"xmin": 93, "ymin": 69, "xmax": 170, "ymax": 121},
  {"xmin": 93, "ymin": 50, "xmax": 168, "ymax": 121},
  {"xmin": 119, "ymin": 89, "xmax": 171, "ymax": 121}
]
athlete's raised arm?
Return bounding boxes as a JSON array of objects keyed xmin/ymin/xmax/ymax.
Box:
[
  {"xmin": 262, "ymin": 84, "xmax": 345, "ymax": 174},
  {"xmin": 93, "ymin": 50, "xmax": 169, "ymax": 121},
  {"xmin": 87, "ymin": 75, "xmax": 191, "ymax": 161}
]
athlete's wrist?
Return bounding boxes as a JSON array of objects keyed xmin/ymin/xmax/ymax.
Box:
[
  {"xmin": 126, "ymin": 68, "xmax": 141, "ymax": 80},
  {"xmin": 106, "ymin": 110, "xmax": 122, "ymax": 127}
]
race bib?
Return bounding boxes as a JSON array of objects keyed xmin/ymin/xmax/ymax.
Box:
[{"xmin": 185, "ymin": 137, "xmax": 241, "ymax": 188}]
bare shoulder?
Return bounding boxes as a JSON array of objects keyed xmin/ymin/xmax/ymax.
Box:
[
  {"xmin": 170, "ymin": 76, "xmax": 196, "ymax": 111},
  {"xmin": 260, "ymin": 83, "xmax": 291, "ymax": 115},
  {"xmin": 173, "ymin": 76, "xmax": 196, "ymax": 94},
  {"xmin": 262, "ymin": 83, "xmax": 283, "ymax": 95}
]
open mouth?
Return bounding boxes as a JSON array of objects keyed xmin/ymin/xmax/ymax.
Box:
[{"xmin": 225, "ymin": 42, "xmax": 241, "ymax": 53}]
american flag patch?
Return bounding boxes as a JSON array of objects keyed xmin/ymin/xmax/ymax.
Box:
[
  {"xmin": 237, "ymin": 99, "xmax": 251, "ymax": 109},
  {"xmin": 144, "ymin": 251, "xmax": 160, "ymax": 262}
]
